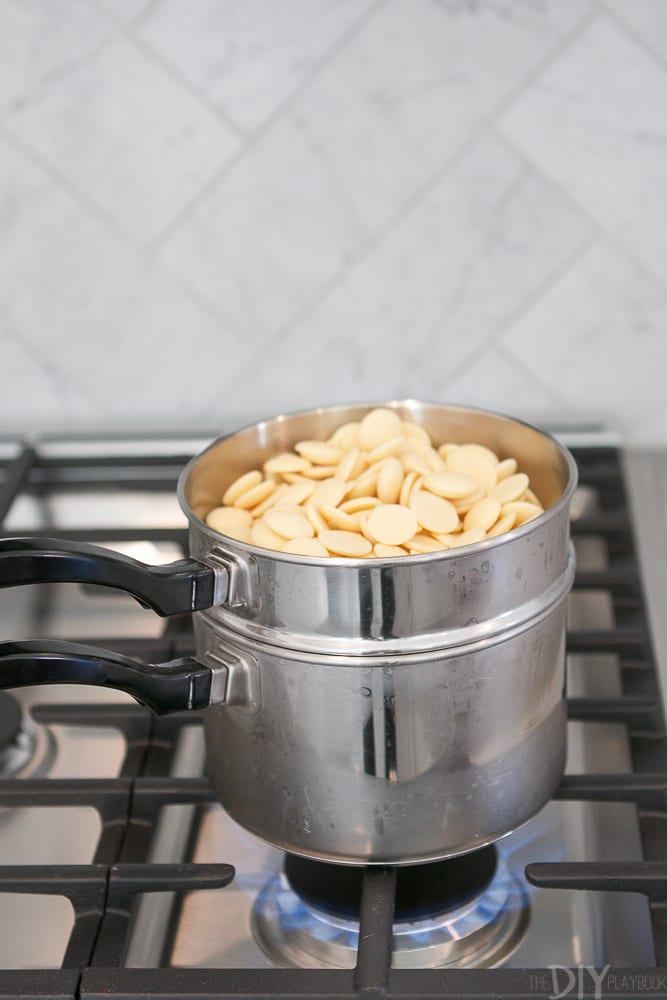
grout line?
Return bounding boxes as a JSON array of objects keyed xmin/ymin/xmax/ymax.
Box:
[
  {"xmin": 3, "ymin": 325, "xmax": 117, "ymax": 418},
  {"xmin": 155, "ymin": 0, "xmax": 598, "ymax": 259},
  {"xmin": 0, "ymin": 123, "xmax": 248, "ymax": 345},
  {"xmin": 425, "ymin": 227, "xmax": 599, "ymax": 392},
  {"xmin": 493, "ymin": 343, "xmax": 572, "ymax": 411},
  {"xmin": 207, "ymin": 3, "xmax": 603, "ymax": 381},
  {"xmin": 89, "ymin": 0, "xmax": 154, "ymax": 29},
  {"xmin": 0, "ymin": 132, "xmax": 247, "ymax": 343},
  {"xmin": 2, "ymin": 0, "xmax": 621, "ymax": 412},
  {"xmin": 495, "ymin": 7, "xmax": 667, "ymax": 293},
  {"xmin": 131, "ymin": 0, "xmax": 160, "ymax": 27},
  {"xmin": 291, "ymin": 114, "xmax": 372, "ymax": 242},
  {"xmin": 2, "ymin": 0, "xmax": 379, "ymax": 263},
  {"xmin": 480, "ymin": 1, "xmax": 601, "ymax": 127},
  {"xmin": 0, "ymin": 132, "xmax": 252, "ymax": 385},
  {"xmin": 438, "ymin": 338, "xmax": 569, "ymax": 415},
  {"xmin": 385, "ymin": 164, "xmax": 540, "ymax": 384},
  {"xmin": 3, "ymin": 0, "xmax": 597, "ymax": 347},
  {"xmin": 148, "ymin": 0, "xmax": 385, "ymax": 252},
  {"xmin": 602, "ymin": 2, "xmax": 667, "ymax": 80},
  {"xmin": 197, "ymin": 199, "xmax": 594, "ymax": 417},
  {"xmin": 14, "ymin": 32, "xmax": 119, "ymax": 99},
  {"xmin": 123, "ymin": 32, "xmax": 247, "ymax": 141},
  {"xmin": 495, "ymin": 129, "xmax": 667, "ymax": 296},
  {"xmin": 156, "ymin": 256, "xmax": 249, "ymax": 340},
  {"xmin": 75, "ymin": 2, "xmax": 249, "ymax": 198},
  {"xmin": 352, "ymin": 4, "xmax": 600, "ymax": 249},
  {"xmin": 0, "ymin": 123, "xmax": 141, "ymax": 245}
]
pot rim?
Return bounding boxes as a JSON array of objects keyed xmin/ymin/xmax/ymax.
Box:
[
  {"xmin": 177, "ymin": 399, "xmax": 579, "ymax": 566},
  {"xmin": 198, "ymin": 542, "xmax": 575, "ymax": 663}
]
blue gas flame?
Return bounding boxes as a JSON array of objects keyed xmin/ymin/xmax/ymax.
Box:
[{"xmin": 253, "ymin": 850, "xmax": 528, "ymax": 958}]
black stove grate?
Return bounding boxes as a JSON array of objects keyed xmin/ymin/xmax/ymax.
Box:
[{"xmin": 1, "ymin": 440, "xmax": 667, "ymax": 998}]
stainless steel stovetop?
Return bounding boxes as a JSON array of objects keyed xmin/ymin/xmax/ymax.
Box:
[{"xmin": 0, "ymin": 431, "xmax": 665, "ymax": 997}]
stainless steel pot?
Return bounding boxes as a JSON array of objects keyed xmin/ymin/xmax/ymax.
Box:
[{"xmin": 0, "ymin": 402, "xmax": 577, "ymax": 865}]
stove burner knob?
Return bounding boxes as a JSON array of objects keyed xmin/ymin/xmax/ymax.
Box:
[{"xmin": 0, "ymin": 691, "xmax": 54, "ymax": 781}]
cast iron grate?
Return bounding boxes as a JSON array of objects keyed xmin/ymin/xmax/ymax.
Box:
[{"xmin": 0, "ymin": 439, "xmax": 667, "ymax": 998}]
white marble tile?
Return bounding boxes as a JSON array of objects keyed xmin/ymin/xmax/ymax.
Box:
[
  {"xmin": 605, "ymin": 0, "xmax": 667, "ymax": 64},
  {"xmin": 0, "ymin": 0, "xmax": 113, "ymax": 116},
  {"xmin": 435, "ymin": 345, "xmax": 566, "ymax": 422},
  {"xmin": 3, "ymin": 35, "xmax": 239, "ymax": 243},
  {"xmin": 1, "ymin": 0, "xmax": 666, "ymax": 444},
  {"xmin": 93, "ymin": 0, "xmax": 153, "ymax": 26},
  {"xmin": 0, "ymin": 136, "xmax": 252, "ymax": 426},
  {"xmin": 161, "ymin": 114, "xmax": 369, "ymax": 343},
  {"xmin": 215, "ymin": 135, "xmax": 590, "ymax": 423},
  {"xmin": 500, "ymin": 14, "xmax": 667, "ymax": 282},
  {"xmin": 50, "ymin": 259, "xmax": 255, "ymax": 425},
  {"xmin": 0, "ymin": 137, "xmax": 115, "ymax": 350},
  {"xmin": 0, "ymin": 333, "xmax": 102, "ymax": 432},
  {"xmin": 288, "ymin": 0, "xmax": 594, "ymax": 233},
  {"xmin": 500, "ymin": 240, "xmax": 667, "ymax": 430},
  {"xmin": 623, "ymin": 404, "xmax": 667, "ymax": 446},
  {"xmin": 135, "ymin": 0, "xmax": 373, "ymax": 133}
]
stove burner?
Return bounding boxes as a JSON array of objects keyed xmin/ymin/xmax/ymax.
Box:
[
  {"xmin": 251, "ymin": 847, "xmax": 530, "ymax": 970},
  {"xmin": 0, "ymin": 692, "xmax": 55, "ymax": 780},
  {"xmin": 284, "ymin": 846, "xmax": 499, "ymax": 921}
]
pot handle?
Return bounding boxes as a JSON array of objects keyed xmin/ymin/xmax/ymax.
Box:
[
  {"xmin": 0, "ymin": 639, "xmax": 228, "ymax": 715},
  {"xmin": 0, "ymin": 537, "xmax": 219, "ymax": 617}
]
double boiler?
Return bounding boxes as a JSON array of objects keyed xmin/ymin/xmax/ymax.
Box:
[{"xmin": 0, "ymin": 402, "xmax": 577, "ymax": 865}]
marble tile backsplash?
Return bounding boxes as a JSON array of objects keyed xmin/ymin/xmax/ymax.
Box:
[{"xmin": 1, "ymin": 0, "xmax": 666, "ymax": 442}]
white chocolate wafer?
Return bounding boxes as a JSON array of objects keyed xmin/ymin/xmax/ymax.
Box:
[
  {"xmin": 422, "ymin": 471, "xmax": 478, "ymax": 500},
  {"xmin": 264, "ymin": 508, "xmax": 315, "ymax": 540},
  {"xmin": 464, "ymin": 496, "xmax": 502, "ymax": 533},
  {"xmin": 222, "ymin": 470, "xmax": 262, "ymax": 506},
  {"xmin": 493, "ymin": 473, "xmax": 529, "ymax": 504},
  {"xmin": 234, "ymin": 479, "xmax": 277, "ymax": 509},
  {"xmin": 319, "ymin": 530, "xmax": 373, "ymax": 557},
  {"xmin": 367, "ymin": 504, "xmax": 419, "ymax": 546},
  {"xmin": 205, "ymin": 408, "xmax": 545, "ymax": 559},
  {"xmin": 359, "ymin": 408, "xmax": 404, "ymax": 450},
  {"xmin": 206, "ymin": 506, "xmax": 252, "ymax": 531},
  {"xmin": 294, "ymin": 440, "xmax": 343, "ymax": 465},
  {"xmin": 282, "ymin": 537, "xmax": 330, "ymax": 557},
  {"xmin": 251, "ymin": 520, "xmax": 287, "ymax": 551},
  {"xmin": 377, "ymin": 457, "xmax": 404, "ymax": 505},
  {"xmin": 374, "ymin": 543, "xmax": 409, "ymax": 557},
  {"xmin": 264, "ymin": 453, "xmax": 311, "ymax": 475},
  {"xmin": 409, "ymin": 491, "xmax": 459, "ymax": 534}
]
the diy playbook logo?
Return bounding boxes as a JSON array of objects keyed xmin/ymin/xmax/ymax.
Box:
[{"xmin": 528, "ymin": 965, "xmax": 667, "ymax": 997}]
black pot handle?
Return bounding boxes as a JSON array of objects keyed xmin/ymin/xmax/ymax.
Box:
[
  {"xmin": 0, "ymin": 537, "xmax": 219, "ymax": 617},
  {"xmin": 0, "ymin": 639, "xmax": 227, "ymax": 715}
]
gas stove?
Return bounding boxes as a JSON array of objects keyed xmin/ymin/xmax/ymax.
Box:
[{"xmin": 0, "ymin": 430, "xmax": 666, "ymax": 998}]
